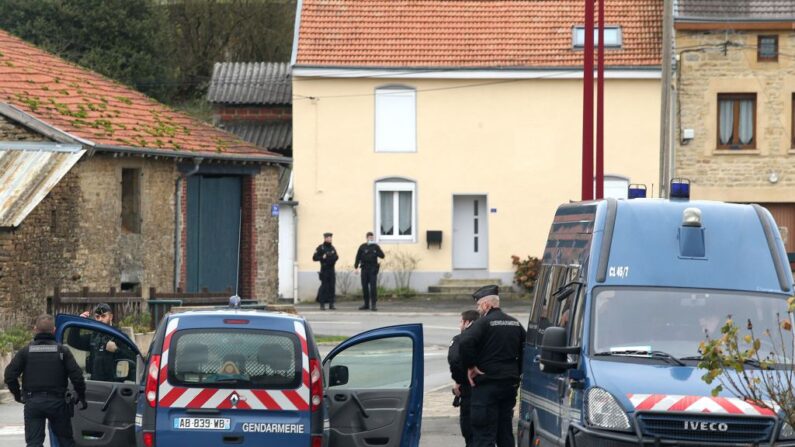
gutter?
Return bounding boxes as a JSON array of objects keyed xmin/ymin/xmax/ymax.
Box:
[
  {"xmin": 174, "ymin": 157, "xmax": 203, "ymax": 291},
  {"xmin": 94, "ymin": 144, "xmax": 292, "ymax": 165}
]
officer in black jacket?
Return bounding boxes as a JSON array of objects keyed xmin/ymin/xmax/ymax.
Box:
[
  {"xmin": 4, "ymin": 314, "xmax": 86, "ymax": 447},
  {"xmin": 67, "ymin": 303, "xmax": 124, "ymax": 382},
  {"xmin": 459, "ymin": 285, "xmax": 526, "ymax": 447},
  {"xmin": 448, "ymin": 309, "xmax": 480, "ymax": 447},
  {"xmin": 354, "ymin": 231, "xmax": 385, "ymax": 311},
  {"xmin": 313, "ymin": 232, "xmax": 339, "ymax": 310}
]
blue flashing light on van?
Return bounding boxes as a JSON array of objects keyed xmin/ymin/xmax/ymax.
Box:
[
  {"xmin": 518, "ymin": 196, "xmax": 795, "ymax": 446},
  {"xmin": 53, "ymin": 310, "xmax": 424, "ymax": 447}
]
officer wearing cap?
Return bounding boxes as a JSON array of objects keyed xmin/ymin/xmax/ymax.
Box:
[
  {"xmin": 4, "ymin": 314, "xmax": 86, "ymax": 447},
  {"xmin": 313, "ymin": 232, "xmax": 339, "ymax": 310},
  {"xmin": 67, "ymin": 303, "xmax": 120, "ymax": 381},
  {"xmin": 459, "ymin": 285, "xmax": 526, "ymax": 447}
]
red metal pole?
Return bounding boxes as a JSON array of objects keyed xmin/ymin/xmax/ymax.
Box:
[
  {"xmin": 581, "ymin": 0, "xmax": 595, "ymax": 201},
  {"xmin": 595, "ymin": 0, "xmax": 605, "ymax": 199}
]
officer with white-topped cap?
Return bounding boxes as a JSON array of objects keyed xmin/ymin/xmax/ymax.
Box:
[{"xmin": 459, "ymin": 285, "xmax": 526, "ymax": 447}]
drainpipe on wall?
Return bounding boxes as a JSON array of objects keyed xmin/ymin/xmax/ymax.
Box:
[{"xmin": 174, "ymin": 157, "xmax": 203, "ymax": 291}]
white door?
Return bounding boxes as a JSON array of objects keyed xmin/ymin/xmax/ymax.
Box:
[
  {"xmin": 453, "ymin": 195, "xmax": 488, "ymax": 269},
  {"xmin": 278, "ymin": 204, "xmax": 296, "ymax": 299}
]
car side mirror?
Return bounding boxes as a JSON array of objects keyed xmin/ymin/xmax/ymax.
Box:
[
  {"xmin": 115, "ymin": 359, "xmax": 133, "ymax": 380},
  {"xmin": 539, "ymin": 326, "xmax": 580, "ymax": 375},
  {"xmin": 329, "ymin": 365, "xmax": 349, "ymax": 387}
]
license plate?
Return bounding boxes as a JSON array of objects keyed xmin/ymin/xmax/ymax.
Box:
[{"xmin": 174, "ymin": 417, "xmax": 231, "ymax": 430}]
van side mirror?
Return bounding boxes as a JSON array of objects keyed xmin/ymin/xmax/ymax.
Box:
[
  {"xmin": 115, "ymin": 359, "xmax": 133, "ymax": 380},
  {"xmin": 539, "ymin": 327, "xmax": 580, "ymax": 374},
  {"xmin": 329, "ymin": 365, "xmax": 349, "ymax": 387}
]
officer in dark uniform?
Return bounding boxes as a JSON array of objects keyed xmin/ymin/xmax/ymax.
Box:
[
  {"xmin": 448, "ymin": 309, "xmax": 480, "ymax": 447},
  {"xmin": 4, "ymin": 314, "xmax": 86, "ymax": 447},
  {"xmin": 313, "ymin": 232, "xmax": 339, "ymax": 310},
  {"xmin": 67, "ymin": 303, "xmax": 122, "ymax": 381},
  {"xmin": 459, "ymin": 285, "xmax": 526, "ymax": 447},
  {"xmin": 354, "ymin": 231, "xmax": 385, "ymax": 311}
]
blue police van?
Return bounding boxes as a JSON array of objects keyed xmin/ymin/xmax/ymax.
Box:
[
  {"xmin": 53, "ymin": 309, "xmax": 424, "ymax": 447},
  {"xmin": 518, "ymin": 185, "xmax": 795, "ymax": 446}
]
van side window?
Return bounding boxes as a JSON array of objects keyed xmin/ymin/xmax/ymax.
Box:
[
  {"xmin": 527, "ymin": 266, "xmax": 551, "ymax": 346},
  {"xmin": 63, "ymin": 326, "xmax": 137, "ymax": 383}
]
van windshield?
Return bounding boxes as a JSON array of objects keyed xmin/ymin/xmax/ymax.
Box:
[
  {"xmin": 169, "ymin": 329, "xmax": 300, "ymax": 389},
  {"xmin": 592, "ymin": 288, "xmax": 793, "ymax": 363}
]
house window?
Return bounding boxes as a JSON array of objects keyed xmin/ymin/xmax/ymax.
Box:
[
  {"xmin": 375, "ymin": 87, "xmax": 416, "ymax": 152},
  {"xmin": 717, "ymin": 94, "xmax": 756, "ymax": 149},
  {"xmin": 758, "ymin": 35, "xmax": 778, "ymax": 62},
  {"xmin": 375, "ymin": 180, "xmax": 416, "ymax": 241},
  {"xmin": 573, "ymin": 26, "xmax": 622, "ymax": 48},
  {"xmin": 121, "ymin": 168, "xmax": 141, "ymax": 233}
]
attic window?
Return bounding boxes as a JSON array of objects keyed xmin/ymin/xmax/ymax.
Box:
[{"xmin": 573, "ymin": 26, "xmax": 622, "ymax": 49}]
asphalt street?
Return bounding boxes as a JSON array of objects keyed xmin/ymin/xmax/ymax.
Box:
[{"xmin": 0, "ymin": 300, "xmax": 531, "ymax": 446}]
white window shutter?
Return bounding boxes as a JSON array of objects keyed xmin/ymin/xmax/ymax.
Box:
[{"xmin": 375, "ymin": 88, "xmax": 416, "ymax": 152}]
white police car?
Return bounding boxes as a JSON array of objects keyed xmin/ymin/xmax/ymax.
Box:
[{"xmin": 53, "ymin": 309, "xmax": 423, "ymax": 447}]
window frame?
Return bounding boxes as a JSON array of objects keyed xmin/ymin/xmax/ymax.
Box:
[
  {"xmin": 374, "ymin": 86, "xmax": 417, "ymax": 153},
  {"xmin": 791, "ymin": 93, "xmax": 795, "ymax": 149},
  {"xmin": 757, "ymin": 35, "xmax": 778, "ymax": 62},
  {"xmin": 716, "ymin": 93, "xmax": 757, "ymax": 150},
  {"xmin": 375, "ymin": 180, "xmax": 417, "ymax": 243},
  {"xmin": 572, "ymin": 26, "xmax": 623, "ymax": 49}
]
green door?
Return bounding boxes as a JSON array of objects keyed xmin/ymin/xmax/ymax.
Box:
[{"xmin": 186, "ymin": 175, "xmax": 242, "ymax": 292}]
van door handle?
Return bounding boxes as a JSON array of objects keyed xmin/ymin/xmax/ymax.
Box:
[
  {"xmin": 533, "ymin": 355, "xmax": 540, "ymax": 364},
  {"xmin": 334, "ymin": 394, "xmax": 348, "ymax": 402},
  {"xmin": 120, "ymin": 388, "xmax": 133, "ymax": 397}
]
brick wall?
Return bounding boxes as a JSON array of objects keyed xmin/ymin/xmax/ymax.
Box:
[
  {"xmin": 238, "ymin": 177, "xmax": 257, "ymax": 299},
  {"xmin": 0, "ymin": 116, "xmax": 79, "ymax": 325},
  {"xmin": 253, "ymin": 166, "xmax": 281, "ymax": 301},
  {"xmin": 675, "ymin": 30, "xmax": 795, "ymax": 201}
]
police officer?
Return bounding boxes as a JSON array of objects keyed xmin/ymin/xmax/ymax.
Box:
[
  {"xmin": 313, "ymin": 232, "xmax": 339, "ymax": 310},
  {"xmin": 459, "ymin": 285, "xmax": 526, "ymax": 447},
  {"xmin": 67, "ymin": 303, "xmax": 120, "ymax": 381},
  {"xmin": 4, "ymin": 314, "xmax": 86, "ymax": 447},
  {"xmin": 448, "ymin": 309, "xmax": 480, "ymax": 447},
  {"xmin": 354, "ymin": 231, "xmax": 385, "ymax": 311}
]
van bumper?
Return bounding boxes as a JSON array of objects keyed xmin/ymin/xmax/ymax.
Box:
[{"xmin": 570, "ymin": 422, "xmax": 795, "ymax": 447}]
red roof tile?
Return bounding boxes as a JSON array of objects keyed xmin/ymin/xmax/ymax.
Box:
[
  {"xmin": 296, "ymin": 0, "xmax": 662, "ymax": 68},
  {"xmin": 0, "ymin": 30, "xmax": 283, "ymax": 159}
]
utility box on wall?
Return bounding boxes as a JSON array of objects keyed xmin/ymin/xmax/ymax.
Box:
[{"xmin": 426, "ymin": 230, "xmax": 442, "ymax": 249}]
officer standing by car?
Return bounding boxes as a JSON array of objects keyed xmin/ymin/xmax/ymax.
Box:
[
  {"xmin": 459, "ymin": 285, "xmax": 526, "ymax": 447},
  {"xmin": 313, "ymin": 232, "xmax": 339, "ymax": 310},
  {"xmin": 67, "ymin": 303, "xmax": 120, "ymax": 381},
  {"xmin": 448, "ymin": 309, "xmax": 480, "ymax": 447},
  {"xmin": 4, "ymin": 314, "xmax": 86, "ymax": 447},
  {"xmin": 354, "ymin": 231, "xmax": 385, "ymax": 311}
]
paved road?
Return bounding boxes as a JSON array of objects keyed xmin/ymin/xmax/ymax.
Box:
[{"xmin": 0, "ymin": 300, "xmax": 531, "ymax": 446}]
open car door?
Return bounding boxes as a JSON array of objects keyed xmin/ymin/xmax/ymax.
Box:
[
  {"xmin": 322, "ymin": 324, "xmax": 423, "ymax": 447},
  {"xmin": 54, "ymin": 314, "xmax": 144, "ymax": 447}
]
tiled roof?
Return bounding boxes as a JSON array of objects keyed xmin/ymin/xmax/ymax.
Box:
[
  {"xmin": 0, "ymin": 30, "xmax": 284, "ymax": 160},
  {"xmin": 295, "ymin": 0, "xmax": 662, "ymax": 68},
  {"xmin": 208, "ymin": 62, "xmax": 292, "ymax": 105},
  {"xmin": 222, "ymin": 121, "xmax": 292, "ymax": 152},
  {"xmin": 675, "ymin": 0, "xmax": 795, "ymax": 21}
]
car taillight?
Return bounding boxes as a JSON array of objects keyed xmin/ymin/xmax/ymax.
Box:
[
  {"xmin": 309, "ymin": 358, "xmax": 322, "ymax": 412},
  {"xmin": 311, "ymin": 434, "xmax": 323, "ymax": 447},
  {"xmin": 145, "ymin": 354, "xmax": 161, "ymax": 408},
  {"xmin": 143, "ymin": 431, "xmax": 155, "ymax": 447}
]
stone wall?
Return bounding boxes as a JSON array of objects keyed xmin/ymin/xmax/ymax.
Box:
[
  {"xmin": 0, "ymin": 116, "xmax": 79, "ymax": 324},
  {"xmin": 675, "ymin": 30, "xmax": 795, "ymax": 201},
  {"xmin": 72, "ymin": 155, "xmax": 178, "ymax": 296}
]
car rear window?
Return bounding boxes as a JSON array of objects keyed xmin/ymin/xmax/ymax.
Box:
[{"xmin": 168, "ymin": 329, "xmax": 300, "ymax": 389}]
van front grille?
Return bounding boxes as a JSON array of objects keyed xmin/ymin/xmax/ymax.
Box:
[{"xmin": 637, "ymin": 413, "xmax": 775, "ymax": 444}]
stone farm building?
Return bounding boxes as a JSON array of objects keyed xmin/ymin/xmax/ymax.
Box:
[{"xmin": 0, "ymin": 30, "xmax": 290, "ymax": 324}]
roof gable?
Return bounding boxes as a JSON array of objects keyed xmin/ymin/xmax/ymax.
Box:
[
  {"xmin": 0, "ymin": 30, "xmax": 283, "ymax": 160},
  {"xmin": 295, "ymin": 0, "xmax": 663, "ymax": 69}
]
